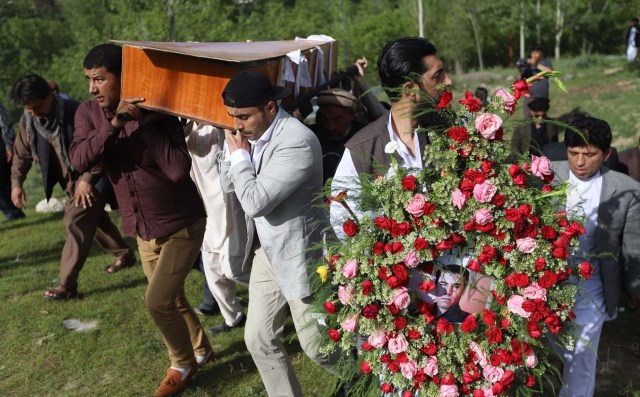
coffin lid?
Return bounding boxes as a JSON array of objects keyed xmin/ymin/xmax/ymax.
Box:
[{"xmin": 111, "ymin": 39, "xmax": 335, "ymax": 63}]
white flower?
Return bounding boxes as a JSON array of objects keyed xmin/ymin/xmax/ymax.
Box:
[
  {"xmin": 384, "ymin": 141, "xmax": 398, "ymax": 154},
  {"xmin": 385, "ymin": 163, "xmax": 398, "ymax": 179}
]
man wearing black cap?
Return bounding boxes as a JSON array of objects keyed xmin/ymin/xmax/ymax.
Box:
[
  {"xmin": 510, "ymin": 96, "xmax": 560, "ymax": 157},
  {"xmin": 220, "ymin": 70, "xmax": 339, "ymax": 396}
]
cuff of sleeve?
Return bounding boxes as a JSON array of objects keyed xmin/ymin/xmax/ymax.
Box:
[
  {"xmin": 230, "ymin": 149, "xmax": 251, "ymax": 168},
  {"xmin": 80, "ymin": 173, "xmax": 93, "ymax": 183},
  {"xmin": 11, "ymin": 180, "xmax": 22, "ymax": 190}
]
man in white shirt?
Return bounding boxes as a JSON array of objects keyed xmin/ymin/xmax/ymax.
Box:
[
  {"xmin": 182, "ymin": 120, "xmax": 250, "ymax": 333},
  {"xmin": 626, "ymin": 17, "xmax": 639, "ymax": 62},
  {"xmin": 551, "ymin": 116, "xmax": 640, "ymax": 397},
  {"xmin": 330, "ymin": 37, "xmax": 451, "ymax": 238},
  {"xmin": 219, "ymin": 71, "xmax": 340, "ymax": 396}
]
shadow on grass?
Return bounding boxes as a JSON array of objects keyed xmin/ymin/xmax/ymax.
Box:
[
  {"xmin": 0, "ymin": 211, "xmax": 63, "ymax": 232},
  {"xmin": 0, "ymin": 243, "xmax": 64, "ymax": 271}
]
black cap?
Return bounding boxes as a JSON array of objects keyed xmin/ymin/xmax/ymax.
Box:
[
  {"xmin": 528, "ymin": 97, "xmax": 550, "ymax": 112},
  {"xmin": 222, "ymin": 70, "xmax": 290, "ymax": 108}
]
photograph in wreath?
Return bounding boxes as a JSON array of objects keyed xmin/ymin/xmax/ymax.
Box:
[{"xmin": 316, "ymin": 70, "xmax": 594, "ymax": 397}]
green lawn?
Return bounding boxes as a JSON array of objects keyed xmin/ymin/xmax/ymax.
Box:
[{"xmin": 1, "ymin": 54, "xmax": 639, "ymax": 397}]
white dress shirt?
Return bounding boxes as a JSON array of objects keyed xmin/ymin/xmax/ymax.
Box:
[{"xmin": 330, "ymin": 112, "xmax": 422, "ymax": 238}]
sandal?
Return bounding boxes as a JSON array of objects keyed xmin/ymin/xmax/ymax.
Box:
[
  {"xmin": 44, "ymin": 284, "xmax": 77, "ymax": 300},
  {"xmin": 105, "ymin": 255, "xmax": 136, "ymax": 274}
]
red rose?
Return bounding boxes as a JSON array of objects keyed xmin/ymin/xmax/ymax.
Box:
[
  {"xmin": 417, "ymin": 300, "xmax": 433, "ymax": 314},
  {"xmin": 464, "ymin": 169, "xmax": 485, "ymax": 183},
  {"xmin": 486, "ymin": 327, "xmax": 503, "ymax": 344},
  {"xmin": 423, "ymin": 202, "xmax": 437, "ymax": 217},
  {"xmin": 504, "ymin": 208, "xmax": 521, "ymax": 222},
  {"xmin": 343, "ymin": 219, "xmax": 359, "ymax": 237},
  {"xmin": 460, "ymin": 179, "xmax": 475, "ymax": 197},
  {"xmin": 534, "ymin": 257, "xmax": 546, "ymax": 271},
  {"xmin": 475, "ymin": 222, "xmax": 496, "ymax": 233},
  {"xmin": 387, "ymin": 303, "xmax": 400, "ymax": 315},
  {"xmin": 467, "ymin": 260, "xmax": 481, "ymax": 272},
  {"xmin": 492, "ymin": 193, "xmax": 506, "ymax": 207},
  {"xmin": 372, "ymin": 241, "xmax": 385, "ymax": 255},
  {"xmin": 361, "ymin": 341, "xmax": 373, "ymax": 351},
  {"xmin": 392, "ymin": 264, "xmax": 409, "ymax": 284},
  {"xmin": 436, "ymin": 317, "xmax": 454, "ymax": 334},
  {"xmin": 328, "ymin": 328, "xmax": 340, "ymax": 342},
  {"xmin": 402, "ymin": 391, "xmax": 413, "ymax": 397},
  {"xmin": 490, "ymin": 290, "xmax": 506, "ymax": 305},
  {"xmin": 481, "ymin": 159, "xmax": 494, "ymax": 173},
  {"xmin": 540, "ymin": 226, "xmax": 557, "ymax": 240},
  {"xmin": 378, "ymin": 266, "xmax": 389, "ymax": 280},
  {"xmin": 512, "ymin": 273, "xmax": 530, "ymax": 287},
  {"xmin": 521, "ymin": 300, "xmax": 537, "ymax": 313},
  {"xmin": 393, "ymin": 316, "xmax": 408, "ymax": 330},
  {"xmin": 459, "ymin": 91, "xmax": 482, "ymax": 112},
  {"xmin": 538, "ymin": 271, "xmax": 558, "ymax": 288},
  {"xmin": 450, "ymin": 233, "xmax": 465, "ymax": 244},
  {"xmin": 362, "ymin": 280, "xmax": 373, "ymax": 295},
  {"xmin": 420, "ymin": 280, "xmax": 436, "ymax": 292},
  {"xmin": 436, "ymin": 91, "xmax": 453, "ymax": 109},
  {"xmin": 461, "ymin": 314, "xmax": 478, "ymax": 333},
  {"xmin": 323, "ymin": 301, "xmax": 336, "ymax": 314},
  {"xmin": 394, "ymin": 222, "xmax": 411, "ymax": 236},
  {"xmin": 448, "ymin": 126, "xmax": 469, "ymax": 143},
  {"xmin": 436, "ymin": 238, "xmax": 454, "ymax": 251},
  {"xmin": 579, "ymin": 261, "xmax": 593, "ymax": 280},
  {"xmin": 414, "ymin": 237, "xmax": 428, "ymax": 250},
  {"xmin": 407, "ymin": 329, "xmax": 421, "ymax": 339},
  {"xmin": 374, "ymin": 216, "xmax": 392, "ymax": 230},
  {"xmin": 386, "ymin": 276, "xmax": 401, "ymax": 289},
  {"xmin": 401, "ymin": 175, "xmax": 418, "ymax": 191},
  {"xmin": 526, "ymin": 320, "xmax": 542, "ymax": 338},
  {"xmin": 564, "ymin": 221, "xmax": 586, "ymax": 238},
  {"xmin": 361, "ymin": 303, "xmax": 380, "ymax": 319},
  {"xmin": 473, "ymin": 390, "xmax": 485, "ymax": 397},
  {"xmin": 380, "ymin": 383, "xmax": 393, "ymax": 394},
  {"xmin": 526, "ymin": 374, "xmax": 536, "ymax": 387},
  {"xmin": 391, "ymin": 241, "xmax": 404, "ymax": 254},
  {"xmin": 421, "ymin": 342, "xmax": 437, "ymax": 355},
  {"xmin": 541, "ymin": 185, "xmax": 552, "ymax": 192},
  {"xmin": 491, "ymin": 382, "xmax": 504, "ymax": 396},
  {"xmin": 360, "ymin": 361, "xmax": 372, "ymax": 374},
  {"xmin": 552, "ymin": 244, "xmax": 569, "ymax": 259},
  {"xmin": 482, "ymin": 309, "xmax": 496, "ymax": 326}
]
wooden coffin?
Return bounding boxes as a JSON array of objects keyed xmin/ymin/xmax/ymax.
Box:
[{"xmin": 113, "ymin": 39, "xmax": 337, "ymax": 128}]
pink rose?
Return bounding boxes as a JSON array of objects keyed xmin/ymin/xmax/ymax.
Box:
[
  {"xmin": 474, "ymin": 208, "xmax": 494, "ymax": 226},
  {"xmin": 483, "ymin": 365, "xmax": 505, "ymax": 383},
  {"xmin": 406, "ymin": 193, "xmax": 427, "ymax": 217},
  {"xmin": 473, "ymin": 181, "xmax": 497, "ymax": 203},
  {"xmin": 495, "ymin": 89, "xmax": 516, "ymax": 114},
  {"xmin": 389, "ymin": 287, "xmax": 411, "ymax": 310},
  {"xmin": 400, "ymin": 360, "xmax": 418, "ymax": 379},
  {"xmin": 481, "ymin": 388, "xmax": 496, "ymax": 397},
  {"xmin": 340, "ymin": 315, "xmax": 359, "ymax": 332},
  {"xmin": 507, "ymin": 295, "xmax": 530, "ymax": 318},
  {"xmin": 367, "ymin": 331, "xmax": 388, "ymax": 348},
  {"xmin": 439, "ymin": 384, "xmax": 460, "ymax": 397},
  {"xmin": 388, "ymin": 334, "xmax": 408, "ymax": 354},
  {"xmin": 338, "ymin": 285, "xmax": 354, "ymax": 305},
  {"xmin": 404, "ymin": 250, "xmax": 420, "ymax": 269},
  {"xmin": 525, "ymin": 353, "xmax": 538, "ymax": 368},
  {"xmin": 341, "ymin": 260, "xmax": 359, "ymax": 278},
  {"xmin": 522, "ymin": 282, "xmax": 547, "ymax": 301},
  {"xmin": 531, "ymin": 155, "xmax": 552, "ymax": 179},
  {"xmin": 452, "ymin": 188, "xmax": 466, "ymax": 209},
  {"xmin": 516, "ymin": 237, "xmax": 537, "ymax": 253},
  {"xmin": 470, "ymin": 341, "xmax": 488, "ymax": 367},
  {"xmin": 424, "ymin": 356, "xmax": 439, "ymax": 376},
  {"xmin": 475, "ymin": 113, "xmax": 503, "ymax": 140}
]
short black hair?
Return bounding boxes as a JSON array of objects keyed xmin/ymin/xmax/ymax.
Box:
[
  {"xmin": 377, "ymin": 37, "xmax": 438, "ymax": 101},
  {"xmin": 632, "ymin": 17, "xmax": 639, "ymax": 23},
  {"xmin": 530, "ymin": 44, "xmax": 544, "ymax": 53},
  {"xmin": 528, "ymin": 97, "xmax": 550, "ymax": 112},
  {"xmin": 565, "ymin": 116, "xmax": 612, "ymax": 152},
  {"xmin": 83, "ymin": 44, "xmax": 122, "ymax": 75},
  {"xmin": 435, "ymin": 264, "xmax": 470, "ymax": 285},
  {"xmin": 11, "ymin": 74, "xmax": 51, "ymax": 105}
]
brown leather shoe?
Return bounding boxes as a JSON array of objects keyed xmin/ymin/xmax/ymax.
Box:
[{"xmin": 154, "ymin": 365, "xmax": 197, "ymax": 397}]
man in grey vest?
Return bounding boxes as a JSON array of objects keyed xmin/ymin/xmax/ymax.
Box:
[{"xmin": 330, "ymin": 37, "xmax": 452, "ymax": 237}]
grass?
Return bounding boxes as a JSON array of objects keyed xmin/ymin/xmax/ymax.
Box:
[{"xmin": 1, "ymin": 54, "xmax": 640, "ymax": 397}]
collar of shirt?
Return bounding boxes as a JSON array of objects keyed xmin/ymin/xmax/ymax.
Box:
[
  {"xmin": 228, "ymin": 107, "xmax": 283, "ymax": 169},
  {"xmin": 386, "ymin": 112, "xmax": 423, "ymax": 169}
]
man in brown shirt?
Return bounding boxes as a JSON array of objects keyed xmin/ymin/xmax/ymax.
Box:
[
  {"xmin": 68, "ymin": 44, "xmax": 211, "ymax": 397},
  {"xmin": 10, "ymin": 74, "xmax": 133, "ymax": 300}
]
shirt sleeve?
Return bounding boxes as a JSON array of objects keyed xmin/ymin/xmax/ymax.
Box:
[
  {"xmin": 69, "ymin": 102, "xmax": 118, "ymax": 173},
  {"xmin": 10, "ymin": 116, "xmax": 33, "ymax": 189},
  {"xmin": 330, "ymin": 148, "xmax": 362, "ymax": 239}
]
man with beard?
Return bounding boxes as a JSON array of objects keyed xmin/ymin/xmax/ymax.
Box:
[{"xmin": 330, "ymin": 37, "xmax": 452, "ymax": 238}]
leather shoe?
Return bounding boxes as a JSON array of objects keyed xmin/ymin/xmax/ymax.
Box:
[
  {"xmin": 155, "ymin": 365, "xmax": 197, "ymax": 397},
  {"xmin": 208, "ymin": 313, "xmax": 246, "ymax": 334},
  {"xmin": 193, "ymin": 302, "xmax": 220, "ymax": 316}
]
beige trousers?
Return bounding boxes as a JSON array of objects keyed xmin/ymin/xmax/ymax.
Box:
[
  {"xmin": 137, "ymin": 218, "xmax": 211, "ymax": 368},
  {"xmin": 244, "ymin": 248, "xmax": 339, "ymax": 397},
  {"xmin": 201, "ymin": 250, "xmax": 250, "ymax": 326}
]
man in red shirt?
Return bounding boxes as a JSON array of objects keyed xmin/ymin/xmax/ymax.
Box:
[{"xmin": 69, "ymin": 44, "xmax": 212, "ymax": 397}]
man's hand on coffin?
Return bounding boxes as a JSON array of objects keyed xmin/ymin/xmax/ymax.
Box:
[
  {"xmin": 112, "ymin": 97, "xmax": 145, "ymax": 129},
  {"xmin": 224, "ymin": 128, "xmax": 250, "ymax": 154}
]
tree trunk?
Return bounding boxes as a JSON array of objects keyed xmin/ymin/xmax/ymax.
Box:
[
  {"xmin": 535, "ymin": 0, "xmax": 541, "ymax": 44},
  {"xmin": 417, "ymin": 0, "xmax": 424, "ymax": 38},
  {"xmin": 167, "ymin": 0, "xmax": 176, "ymax": 42},
  {"xmin": 466, "ymin": 7, "xmax": 484, "ymax": 70},
  {"xmin": 554, "ymin": 0, "xmax": 564, "ymax": 59},
  {"xmin": 455, "ymin": 59, "xmax": 464, "ymax": 76},
  {"xmin": 519, "ymin": 0, "xmax": 525, "ymax": 59}
]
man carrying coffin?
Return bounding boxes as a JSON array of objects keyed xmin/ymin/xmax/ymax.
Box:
[
  {"xmin": 219, "ymin": 71, "xmax": 341, "ymax": 397},
  {"xmin": 69, "ymin": 44, "xmax": 212, "ymax": 397}
]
